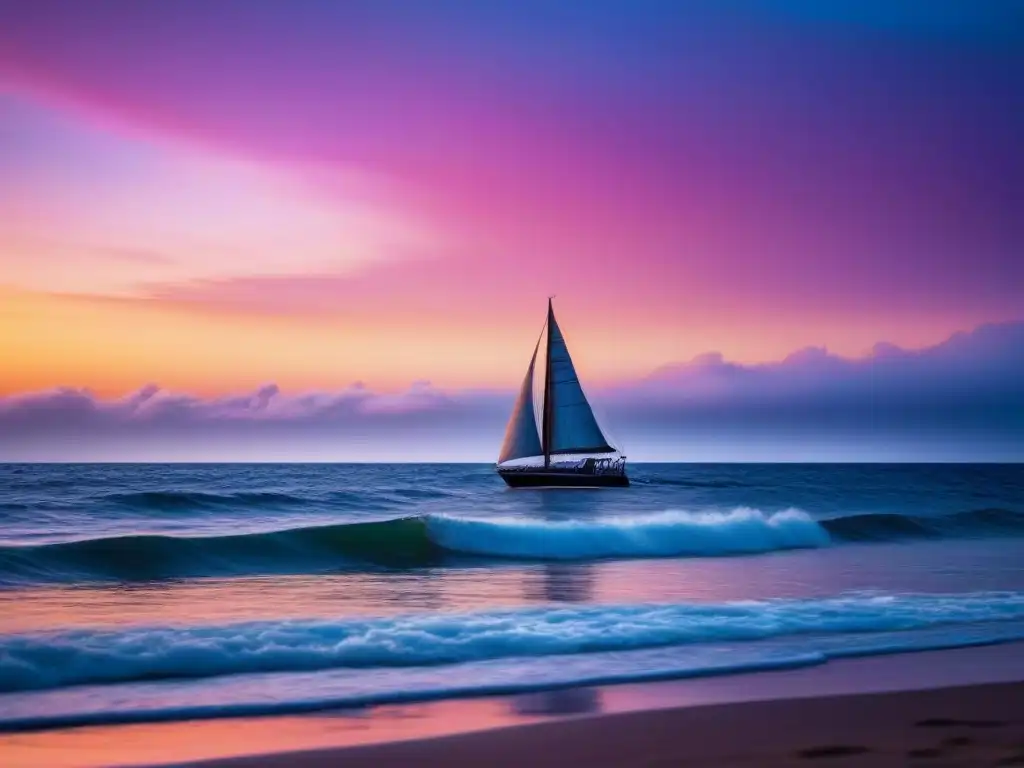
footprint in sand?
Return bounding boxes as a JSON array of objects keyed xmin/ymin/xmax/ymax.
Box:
[
  {"xmin": 906, "ymin": 747, "xmax": 945, "ymax": 759},
  {"xmin": 915, "ymin": 717, "xmax": 1007, "ymax": 729},
  {"xmin": 796, "ymin": 745, "xmax": 871, "ymax": 759}
]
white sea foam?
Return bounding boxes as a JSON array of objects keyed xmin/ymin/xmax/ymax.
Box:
[
  {"xmin": 4, "ymin": 591, "xmax": 1024, "ymax": 693},
  {"xmin": 425, "ymin": 508, "xmax": 830, "ymax": 559},
  {"xmin": 4, "ymin": 620, "xmax": 1024, "ymax": 732}
]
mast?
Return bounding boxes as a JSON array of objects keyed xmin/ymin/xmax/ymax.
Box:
[{"xmin": 542, "ymin": 297, "xmax": 555, "ymax": 468}]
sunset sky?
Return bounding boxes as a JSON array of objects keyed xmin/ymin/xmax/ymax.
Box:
[{"xmin": 1, "ymin": 1, "xmax": 1022, "ymax": 460}]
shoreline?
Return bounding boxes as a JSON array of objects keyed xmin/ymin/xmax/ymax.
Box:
[
  {"xmin": 163, "ymin": 679, "xmax": 1024, "ymax": 768},
  {"xmin": 4, "ymin": 642, "xmax": 1024, "ymax": 768}
]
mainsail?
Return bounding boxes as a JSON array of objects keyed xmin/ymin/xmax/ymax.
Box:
[
  {"xmin": 543, "ymin": 301, "xmax": 616, "ymax": 459},
  {"xmin": 498, "ymin": 299, "xmax": 616, "ymax": 466}
]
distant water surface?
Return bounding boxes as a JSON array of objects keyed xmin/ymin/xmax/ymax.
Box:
[{"xmin": 1, "ymin": 463, "xmax": 1022, "ymax": 731}]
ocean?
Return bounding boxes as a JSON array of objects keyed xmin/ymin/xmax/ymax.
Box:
[{"xmin": 1, "ymin": 462, "xmax": 1023, "ymax": 733}]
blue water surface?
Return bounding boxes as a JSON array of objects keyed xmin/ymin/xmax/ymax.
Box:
[{"xmin": 1, "ymin": 463, "xmax": 1022, "ymax": 730}]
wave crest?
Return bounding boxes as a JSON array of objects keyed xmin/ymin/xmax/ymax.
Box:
[
  {"xmin": 1, "ymin": 507, "xmax": 1022, "ymax": 584},
  {"xmin": 426, "ymin": 508, "xmax": 828, "ymax": 559}
]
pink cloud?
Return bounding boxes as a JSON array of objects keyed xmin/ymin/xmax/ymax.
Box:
[{"xmin": 3, "ymin": 0, "xmax": 1021, "ymax": 325}]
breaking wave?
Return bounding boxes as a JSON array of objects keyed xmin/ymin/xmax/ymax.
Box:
[
  {"xmin": 5, "ymin": 590, "xmax": 1024, "ymax": 692},
  {"xmin": 1, "ymin": 507, "xmax": 1022, "ymax": 584},
  {"xmin": 424, "ymin": 508, "xmax": 826, "ymax": 558}
]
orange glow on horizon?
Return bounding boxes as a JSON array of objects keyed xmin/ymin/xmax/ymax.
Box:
[{"xmin": 2, "ymin": 285, "xmax": 1008, "ymax": 398}]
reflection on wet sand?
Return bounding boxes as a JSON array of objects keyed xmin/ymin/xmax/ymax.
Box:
[
  {"xmin": 511, "ymin": 686, "xmax": 602, "ymax": 717},
  {"xmin": 513, "ymin": 554, "xmax": 603, "ymax": 717},
  {"xmin": 0, "ymin": 698, "xmax": 553, "ymax": 768}
]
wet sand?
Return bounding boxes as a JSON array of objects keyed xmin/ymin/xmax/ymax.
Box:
[
  {"xmin": 162, "ymin": 680, "xmax": 1024, "ymax": 767},
  {"xmin": 5, "ymin": 644, "xmax": 1024, "ymax": 768}
]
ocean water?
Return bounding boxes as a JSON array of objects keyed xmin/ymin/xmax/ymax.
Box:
[{"xmin": 1, "ymin": 462, "xmax": 1023, "ymax": 731}]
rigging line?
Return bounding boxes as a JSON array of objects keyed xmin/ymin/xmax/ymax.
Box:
[{"xmin": 543, "ymin": 298, "xmax": 555, "ymax": 468}]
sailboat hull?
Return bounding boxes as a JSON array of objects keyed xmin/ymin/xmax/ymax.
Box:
[{"xmin": 498, "ymin": 468, "xmax": 629, "ymax": 488}]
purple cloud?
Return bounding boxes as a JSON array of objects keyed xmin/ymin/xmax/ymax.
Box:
[
  {"xmin": 1, "ymin": 322, "xmax": 1022, "ymax": 461},
  {"xmin": 628, "ymin": 322, "xmax": 1024, "ymax": 405},
  {"xmin": 0, "ymin": 381, "xmax": 470, "ymax": 429}
]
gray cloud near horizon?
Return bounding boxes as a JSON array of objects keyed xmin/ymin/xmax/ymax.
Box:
[{"xmin": 2, "ymin": 322, "xmax": 1022, "ymax": 461}]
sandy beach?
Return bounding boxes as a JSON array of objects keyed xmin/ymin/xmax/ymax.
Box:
[{"xmin": 163, "ymin": 680, "xmax": 1024, "ymax": 768}]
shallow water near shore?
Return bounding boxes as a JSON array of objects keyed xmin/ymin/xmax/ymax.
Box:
[{"xmin": 4, "ymin": 644, "xmax": 1024, "ymax": 768}]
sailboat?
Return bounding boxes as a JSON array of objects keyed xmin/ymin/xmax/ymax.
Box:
[{"xmin": 496, "ymin": 299, "xmax": 629, "ymax": 488}]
